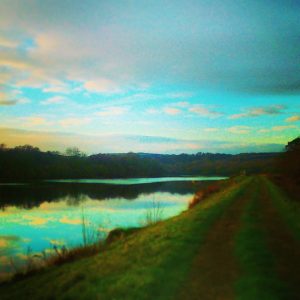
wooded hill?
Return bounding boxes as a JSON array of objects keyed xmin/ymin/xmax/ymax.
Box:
[{"xmin": 0, "ymin": 143, "xmax": 279, "ymax": 180}]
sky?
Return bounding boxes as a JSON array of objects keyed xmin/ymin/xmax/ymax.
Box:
[{"xmin": 0, "ymin": 0, "xmax": 299, "ymax": 154}]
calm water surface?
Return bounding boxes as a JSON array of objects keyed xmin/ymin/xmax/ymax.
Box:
[{"xmin": 0, "ymin": 176, "xmax": 225, "ymax": 276}]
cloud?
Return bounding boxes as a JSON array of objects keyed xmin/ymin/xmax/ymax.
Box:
[
  {"xmin": 42, "ymin": 84, "xmax": 73, "ymax": 94},
  {"xmin": 84, "ymin": 79, "xmax": 121, "ymax": 94},
  {"xmin": 0, "ymin": 52, "xmax": 33, "ymax": 71},
  {"xmin": 0, "ymin": 35, "xmax": 19, "ymax": 48},
  {"xmin": 18, "ymin": 98, "xmax": 31, "ymax": 104},
  {"xmin": 271, "ymin": 125, "xmax": 297, "ymax": 131},
  {"xmin": 165, "ymin": 92, "xmax": 193, "ymax": 99},
  {"xmin": 204, "ymin": 127, "xmax": 219, "ymax": 132},
  {"xmin": 230, "ymin": 105, "xmax": 286, "ymax": 119},
  {"xmin": 59, "ymin": 117, "xmax": 92, "ymax": 127},
  {"xmin": 0, "ymin": 71, "xmax": 13, "ymax": 84},
  {"xmin": 0, "ymin": 1, "xmax": 299, "ymax": 94},
  {"xmin": 95, "ymin": 106, "xmax": 128, "ymax": 117},
  {"xmin": 163, "ymin": 107, "xmax": 181, "ymax": 115},
  {"xmin": 258, "ymin": 125, "xmax": 298, "ymax": 133},
  {"xmin": 161, "ymin": 101, "xmax": 221, "ymax": 117},
  {"xmin": 227, "ymin": 126, "xmax": 251, "ymax": 134},
  {"xmin": 24, "ymin": 116, "xmax": 48, "ymax": 126},
  {"xmin": 258, "ymin": 129, "xmax": 269, "ymax": 133},
  {"xmin": 189, "ymin": 105, "xmax": 221, "ymax": 118},
  {"xmin": 0, "ymin": 90, "xmax": 31, "ymax": 106},
  {"xmin": 286, "ymin": 115, "xmax": 300, "ymax": 122},
  {"xmin": 0, "ymin": 91, "xmax": 18, "ymax": 105},
  {"xmin": 146, "ymin": 108, "xmax": 160, "ymax": 114},
  {"xmin": 41, "ymin": 96, "xmax": 66, "ymax": 105},
  {"xmin": 173, "ymin": 101, "xmax": 190, "ymax": 108}
]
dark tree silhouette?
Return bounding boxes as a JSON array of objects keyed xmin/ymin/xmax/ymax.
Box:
[
  {"xmin": 285, "ymin": 137, "xmax": 300, "ymax": 152},
  {"xmin": 279, "ymin": 137, "xmax": 300, "ymax": 179},
  {"xmin": 65, "ymin": 147, "xmax": 86, "ymax": 157},
  {"xmin": 0, "ymin": 144, "xmax": 279, "ymax": 181}
]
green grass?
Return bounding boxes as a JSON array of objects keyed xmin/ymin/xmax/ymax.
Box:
[
  {"xmin": 234, "ymin": 178, "xmax": 288, "ymax": 300},
  {"xmin": 0, "ymin": 177, "xmax": 250, "ymax": 300},
  {"xmin": 263, "ymin": 177, "xmax": 300, "ymax": 241}
]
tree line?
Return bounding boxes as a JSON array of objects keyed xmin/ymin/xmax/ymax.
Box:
[
  {"xmin": 0, "ymin": 143, "xmax": 283, "ymax": 181},
  {"xmin": 276, "ymin": 137, "xmax": 300, "ymax": 180}
]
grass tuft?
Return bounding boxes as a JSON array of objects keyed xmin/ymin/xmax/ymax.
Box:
[
  {"xmin": 234, "ymin": 180, "xmax": 288, "ymax": 300},
  {"xmin": 263, "ymin": 176, "xmax": 300, "ymax": 241}
]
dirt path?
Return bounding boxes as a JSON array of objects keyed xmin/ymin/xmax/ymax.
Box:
[
  {"xmin": 178, "ymin": 177, "xmax": 300, "ymax": 300},
  {"xmin": 177, "ymin": 180, "xmax": 256, "ymax": 300}
]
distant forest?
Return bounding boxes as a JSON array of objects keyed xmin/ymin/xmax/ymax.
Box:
[{"xmin": 0, "ymin": 143, "xmax": 284, "ymax": 181}]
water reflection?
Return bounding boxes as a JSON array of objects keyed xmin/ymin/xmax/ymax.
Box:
[
  {"xmin": 0, "ymin": 178, "xmax": 221, "ymax": 276},
  {"xmin": 0, "ymin": 180, "xmax": 210, "ymax": 209}
]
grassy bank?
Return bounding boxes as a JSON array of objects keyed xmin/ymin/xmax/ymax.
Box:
[
  {"xmin": 264, "ymin": 177, "xmax": 300, "ymax": 240},
  {"xmin": 1, "ymin": 177, "xmax": 250, "ymax": 299},
  {"xmin": 1, "ymin": 175, "xmax": 299, "ymax": 300}
]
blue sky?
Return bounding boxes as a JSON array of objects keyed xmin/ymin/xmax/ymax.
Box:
[{"xmin": 0, "ymin": 0, "xmax": 299, "ymax": 153}]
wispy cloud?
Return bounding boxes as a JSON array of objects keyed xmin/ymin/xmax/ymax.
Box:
[
  {"xmin": 286, "ymin": 115, "xmax": 300, "ymax": 122},
  {"xmin": 227, "ymin": 126, "xmax": 251, "ymax": 134},
  {"xmin": 0, "ymin": 90, "xmax": 31, "ymax": 106},
  {"xmin": 271, "ymin": 125, "xmax": 297, "ymax": 131},
  {"xmin": 146, "ymin": 108, "xmax": 160, "ymax": 114},
  {"xmin": 160, "ymin": 102, "xmax": 221, "ymax": 118},
  {"xmin": 42, "ymin": 84, "xmax": 74, "ymax": 94},
  {"xmin": 24, "ymin": 116, "xmax": 48, "ymax": 126},
  {"xmin": 259, "ymin": 125, "xmax": 298, "ymax": 133},
  {"xmin": 258, "ymin": 129, "xmax": 270, "ymax": 133},
  {"xmin": 204, "ymin": 127, "xmax": 219, "ymax": 132},
  {"xmin": 59, "ymin": 117, "xmax": 92, "ymax": 127},
  {"xmin": 0, "ymin": 35, "xmax": 19, "ymax": 48},
  {"xmin": 41, "ymin": 96, "xmax": 66, "ymax": 105},
  {"xmin": 229, "ymin": 105, "xmax": 286, "ymax": 119},
  {"xmin": 166, "ymin": 92, "xmax": 193, "ymax": 99},
  {"xmin": 0, "ymin": 91, "xmax": 17, "ymax": 106},
  {"xmin": 18, "ymin": 98, "xmax": 31, "ymax": 104},
  {"xmin": 189, "ymin": 105, "xmax": 222, "ymax": 118},
  {"xmin": 84, "ymin": 79, "xmax": 121, "ymax": 94},
  {"xmin": 95, "ymin": 106, "xmax": 129, "ymax": 117},
  {"xmin": 173, "ymin": 101, "xmax": 190, "ymax": 108},
  {"xmin": 163, "ymin": 107, "xmax": 181, "ymax": 115}
]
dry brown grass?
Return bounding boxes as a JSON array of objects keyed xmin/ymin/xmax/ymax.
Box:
[{"xmin": 188, "ymin": 183, "xmax": 222, "ymax": 209}]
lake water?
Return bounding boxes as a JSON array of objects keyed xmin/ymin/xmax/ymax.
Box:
[{"xmin": 0, "ymin": 176, "xmax": 225, "ymax": 277}]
